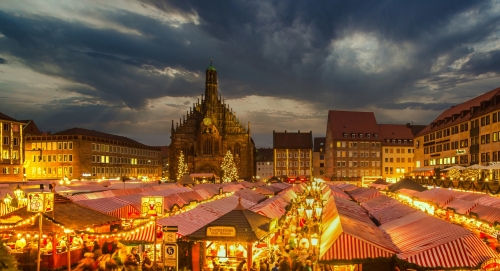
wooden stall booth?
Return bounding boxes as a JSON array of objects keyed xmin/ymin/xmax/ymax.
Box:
[
  {"xmin": 187, "ymin": 199, "xmax": 271, "ymax": 271},
  {"xmin": 0, "ymin": 194, "xmax": 121, "ymax": 270}
]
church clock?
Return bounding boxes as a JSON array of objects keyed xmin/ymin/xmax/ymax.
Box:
[{"xmin": 203, "ymin": 117, "xmax": 212, "ymax": 126}]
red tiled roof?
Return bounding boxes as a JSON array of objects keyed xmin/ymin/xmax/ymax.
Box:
[
  {"xmin": 326, "ymin": 110, "xmax": 380, "ymax": 140},
  {"xmin": 273, "ymin": 131, "xmax": 312, "ymax": 149},
  {"xmin": 55, "ymin": 127, "xmax": 155, "ymax": 147},
  {"xmin": 416, "ymin": 87, "xmax": 500, "ymax": 137}
]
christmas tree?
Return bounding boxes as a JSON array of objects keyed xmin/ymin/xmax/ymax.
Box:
[
  {"xmin": 221, "ymin": 150, "xmax": 239, "ymax": 182},
  {"xmin": 176, "ymin": 151, "xmax": 188, "ymax": 180},
  {"xmin": 0, "ymin": 240, "xmax": 18, "ymax": 271}
]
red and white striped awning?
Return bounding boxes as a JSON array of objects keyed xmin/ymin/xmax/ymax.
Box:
[
  {"xmin": 74, "ymin": 197, "xmax": 140, "ymax": 218},
  {"xmin": 403, "ymin": 234, "xmax": 498, "ymax": 268},
  {"xmin": 322, "ymin": 233, "xmax": 396, "ymax": 260},
  {"xmin": 124, "ymin": 222, "xmax": 161, "ymax": 243},
  {"xmin": 444, "ymin": 198, "xmax": 478, "ymax": 215}
]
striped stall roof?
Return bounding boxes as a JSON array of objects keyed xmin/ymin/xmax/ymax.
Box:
[
  {"xmin": 455, "ymin": 192, "xmax": 489, "ymax": 202},
  {"xmin": 219, "ymin": 183, "xmax": 246, "ymax": 192},
  {"xmin": 346, "ymin": 187, "xmax": 381, "ymax": 203},
  {"xmin": 469, "ymin": 204, "xmax": 500, "ymax": 225},
  {"xmin": 477, "ymin": 196, "xmax": 500, "ymax": 207},
  {"xmin": 74, "ymin": 197, "xmax": 139, "ymax": 218},
  {"xmin": 403, "ymin": 233, "xmax": 497, "ymax": 268},
  {"xmin": 333, "ymin": 183, "xmax": 359, "ymax": 192},
  {"xmin": 250, "ymin": 196, "xmax": 289, "ymax": 219},
  {"xmin": 234, "ymin": 189, "xmax": 268, "ymax": 204},
  {"xmin": 361, "ymin": 195, "xmax": 400, "ymax": 213},
  {"xmin": 322, "ymin": 233, "xmax": 396, "ymax": 261},
  {"xmin": 140, "ymin": 187, "xmax": 191, "ymax": 196},
  {"xmin": 124, "ymin": 222, "xmax": 161, "ymax": 243},
  {"xmin": 241, "ymin": 181, "xmax": 267, "ymax": 188},
  {"xmin": 320, "ymin": 187, "xmax": 399, "ymax": 262},
  {"xmin": 157, "ymin": 196, "xmax": 256, "ymax": 236},
  {"xmin": 368, "ymin": 183, "xmax": 390, "ymax": 191},
  {"xmin": 192, "ymin": 184, "xmax": 221, "ymax": 197},
  {"xmin": 326, "ymin": 184, "xmax": 350, "ymax": 200},
  {"xmin": 444, "ymin": 198, "xmax": 478, "ymax": 215}
]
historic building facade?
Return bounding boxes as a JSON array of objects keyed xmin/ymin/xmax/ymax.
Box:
[
  {"xmin": 273, "ymin": 131, "xmax": 313, "ymax": 181},
  {"xmin": 25, "ymin": 128, "xmax": 161, "ymax": 181},
  {"xmin": 325, "ymin": 110, "xmax": 424, "ymax": 180},
  {"xmin": 168, "ymin": 63, "xmax": 254, "ymax": 181},
  {"xmin": 0, "ymin": 112, "xmax": 26, "ymax": 182},
  {"xmin": 312, "ymin": 137, "xmax": 326, "ymax": 178},
  {"xmin": 255, "ymin": 148, "xmax": 274, "ymax": 182},
  {"xmin": 414, "ymin": 87, "xmax": 500, "ymax": 171}
]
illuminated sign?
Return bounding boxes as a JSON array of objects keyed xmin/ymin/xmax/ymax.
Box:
[
  {"xmin": 27, "ymin": 192, "xmax": 54, "ymax": 213},
  {"xmin": 456, "ymin": 149, "xmax": 467, "ymax": 155},
  {"xmin": 206, "ymin": 226, "xmax": 236, "ymax": 237},
  {"xmin": 141, "ymin": 196, "xmax": 163, "ymax": 217}
]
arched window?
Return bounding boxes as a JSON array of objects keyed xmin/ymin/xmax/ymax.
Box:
[
  {"xmin": 234, "ymin": 143, "xmax": 241, "ymax": 157},
  {"xmin": 214, "ymin": 140, "xmax": 219, "ymax": 155},
  {"xmin": 203, "ymin": 139, "xmax": 212, "ymax": 155}
]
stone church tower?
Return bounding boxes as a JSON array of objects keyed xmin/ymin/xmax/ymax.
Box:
[{"xmin": 169, "ymin": 61, "xmax": 254, "ymax": 181}]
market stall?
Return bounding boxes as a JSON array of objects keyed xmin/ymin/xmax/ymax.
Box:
[
  {"xmin": 186, "ymin": 199, "xmax": 271, "ymax": 271},
  {"xmin": 0, "ymin": 194, "xmax": 121, "ymax": 270}
]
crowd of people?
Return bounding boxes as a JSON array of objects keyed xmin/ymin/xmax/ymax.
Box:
[{"xmin": 74, "ymin": 244, "xmax": 155, "ymax": 271}]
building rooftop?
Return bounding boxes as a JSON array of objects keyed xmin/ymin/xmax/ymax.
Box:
[
  {"xmin": 327, "ymin": 110, "xmax": 380, "ymax": 140},
  {"xmin": 313, "ymin": 137, "xmax": 326, "ymax": 152},
  {"xmin": 273, "ymin": 131, "xmax": 313, "ymax": 149},
  {"xmin": 55, "ymin": 127, "xmax": 153, "ymax": 148}
]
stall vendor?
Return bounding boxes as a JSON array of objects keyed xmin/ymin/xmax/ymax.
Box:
[
  {"xmin": 15, "ymin": 237, "xmax": 26, "ymax": 251},
  {"xmin": 45, "ymin": 239, "xmax": 53, "ymax": 252},
  {"xmin": 58, "ymin": 236, "xmax": 68, "ymax": 250},
  {"xmin": 72, "ymin": 235, "xmax": 84, "ymax": 247}
]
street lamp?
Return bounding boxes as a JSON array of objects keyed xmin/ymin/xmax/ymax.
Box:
[
  {"xmin": 3, "ymin": 194, "xmax": 12, "ymax": 209},
  {"xmin": 305, "ymin": 206, "xmax": 313, "ymax": 220},
  {"xmin": 315, "ymin": 205, "xmax": 322, "ymax": 217},
  {"xmin": 14, "ymin": 185, "xmax": 23, "ymax": 199},
  {"xmin": 310, "ymin": 234, "xmax": 318, "ymax": 247},
  {"xmin": 297, "ymin": 205, "xmax": 304, "ymax": 216},
  {"xmin": 306, "ymin": 195, "xmax": 315, "ymax": 207}
]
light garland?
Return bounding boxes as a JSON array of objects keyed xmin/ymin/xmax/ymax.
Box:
[
  {"xmin": 177, "ymin": 151, "xmax": 189, "ymax": 180},
  {"xmin": 447, "ymin": 169, "xmax": 461, "ymax": 180},
  {"xmin": 461, "ymin": 169, "xmax": 481, "ymax": 180}
]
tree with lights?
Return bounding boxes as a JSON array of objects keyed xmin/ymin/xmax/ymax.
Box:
[
  {"xmin": 221, "ymin": 150, "xmax": 239, "ymax": 182},
  {"xmin": 177, "ymin": 151, "xmax": 189, "ymax": 180}
]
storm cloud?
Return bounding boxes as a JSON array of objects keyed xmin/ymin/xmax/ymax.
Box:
[{"xmin": 0, "ymin": 0, "xmax": 499, "ymax": 147}]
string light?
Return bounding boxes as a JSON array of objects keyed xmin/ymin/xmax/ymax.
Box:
[
  {"xmin": 176, "ymin": 151, "xmax": 189, "ymax": 180},
  {"xmin": 221, "ymin": 150, "xmax": 238, "ymax": 182}
]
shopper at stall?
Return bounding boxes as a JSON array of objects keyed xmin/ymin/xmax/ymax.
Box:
[
  {"xmin": 250, "ymin": 261, "xmax": 259, "ymax": 271},
  {"xmin": 124, "ymin": 247, "xmax": 140, "ymax": 271},
  {"xmin": 236, "ymin": 260, "xmax": 247, "ymax": 271},
  {"xmin": 279, "ymin": 257, "xmax": 290, "ymax": 271},
  {"xmin": 303, "ymin": 261, "xmax": 312, "ymax": 271},
  {"xmin": 58, "ymin": 236, "xmax": 67, "ymax": 251},
  {"xmin": 141, "ymin": 251, "xmax": 153, "ymax": 271}
]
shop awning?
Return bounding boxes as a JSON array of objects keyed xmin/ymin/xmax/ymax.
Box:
[
  {"xmin": 123, "ymin": 222, "xmax": 165, "ymax": 243},
  {"xmin": 320, "ymin": 195, "xmax": 400, "ymax": 262},
  {"xmin": 326, "ymin": 184, "xmax": 350, "ymax": 200},
  {"xmin": 469, "ymin": 204, "xmax": 500, "ymax": 225},
  {"xmin": 187, "ymin": 198, "xmax": 270, "ymax": 242},
  {"xmin": 381, "ymin": 212, "xmax": 498, "ymax": 268},
  {"xmin": 333, "ymin": 183, "xmax": 359, "ymax": 192},
  {"xmin": 444, "ymin": 199, "xmax": 478, "ymax": 215},
  {"xmin": 74, "ymin": 197, "xmax": 140, "ymax": 218},
  {"xmin": 346, "ymin": 187, "xmax": 381, "ymax": 203},
  {"xmin": 361, "ymin": 195, "xmax": 418, "ymax": 225},
  {"xmin": 397, "ymin": 188, "xmax": 420, "ymax": 198}
]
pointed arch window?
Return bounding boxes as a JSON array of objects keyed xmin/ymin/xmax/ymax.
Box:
[
  {"xmin": 234, "ymin": 143, "xmax": 241, "ymax": 157},
  {"xmin": 214, "ymin": 140, "xmax": 219, "ymax": 155},
  {"xmin": 203, "ymin": 139, "xmax": 212, "ymax": 155}
]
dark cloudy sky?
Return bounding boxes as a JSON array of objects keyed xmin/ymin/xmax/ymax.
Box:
[{"xmin": 1, "ymin": 0, "xmax": 500, "ymax": 147}]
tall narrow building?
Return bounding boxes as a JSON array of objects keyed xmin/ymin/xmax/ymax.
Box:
[{"xmin": 169, "ymin": 62, "xmax": 254, "ymax": 181}]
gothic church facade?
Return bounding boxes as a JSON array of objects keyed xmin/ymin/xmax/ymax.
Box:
[{"xmin": 168, "ymin": 62, "xmax": 254, "ymax": 181}]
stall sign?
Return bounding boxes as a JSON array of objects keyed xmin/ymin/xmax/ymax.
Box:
[
  {"xmin": 27, "ymin": 192, "xmax": 54, "ymax": 213},
  {"xmin": 141, "ymin": 196, "xmax": 163, "ymax": 217},
  {"xmin": 456, "ymin": 149, "xmax": 467, "ymax": 155},
  {"xmin": 206, "ymin": 226, "xmax": 236, "ymax": 237},
  {"xmin": 481, "ymin": 258, "xmax": 500, "ymax": 271}
]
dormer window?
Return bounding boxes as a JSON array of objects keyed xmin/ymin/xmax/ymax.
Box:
[
  {"xmin": 398, "ymin": 140, "xmax": 402, "ymax": 144},
  {"xmin": 343, "ymin": 133, "xmax": 348, "ymax": 138},
  {"xmin": 367, "ymin": 134, "xmax": 371, "ymax": 138},
  {"xmin": 351, "ymin": 133, "xmax": 356, "ymax": 138},
  {"xmin": 374, "ymin": 134, "xmax": 378, "ymax": 138},
  {"xmin": 403, "ymin": 140, "xmax": 407, "ymax": 143},
  {"xmin": 359, "ymin": 133, "xmax": 364, "ymax": 138},
  {"xmin": 392, "ymin": 139, "xmax": 396, "ymax": 143}
]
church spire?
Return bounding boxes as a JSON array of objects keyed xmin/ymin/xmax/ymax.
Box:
[{"xmin": 205, "ymin": 59, "xmax": 218, "ymax": 108}]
